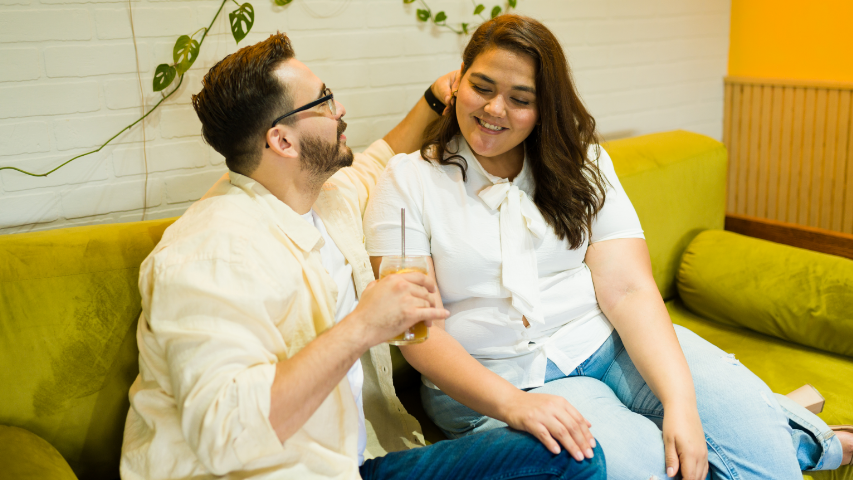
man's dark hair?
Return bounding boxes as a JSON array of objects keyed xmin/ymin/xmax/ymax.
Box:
[{"xmin": 192, "ymin": 33, "xmax": 295, "ymax": 176}]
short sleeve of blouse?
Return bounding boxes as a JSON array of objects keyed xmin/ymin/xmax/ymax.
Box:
[
  {"xmin": 589, "ymin": 147, "xmax": 645, "ymax": 244},
  {"xmin": 363, "ymin": 153, "xmax": 431, "ymax": 257}
]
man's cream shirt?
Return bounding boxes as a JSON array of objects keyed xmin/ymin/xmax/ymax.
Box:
[{"xmin": 120, "ymin": 140, "xmax": 425, "ymax": 480}]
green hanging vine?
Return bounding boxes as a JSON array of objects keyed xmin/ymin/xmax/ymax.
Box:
[{"xmin": 0, "ymin": 0, "xmax": 516, "ymax": 177}]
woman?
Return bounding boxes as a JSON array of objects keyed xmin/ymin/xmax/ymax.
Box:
[{"xmin": 363, "ymin": 14, "xmax": 851, "ymax": 480}]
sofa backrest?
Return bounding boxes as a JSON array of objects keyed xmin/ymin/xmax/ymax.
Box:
[
  {"xmin": 605, "ymin": 130, "xmax": 727, "ymax": 300},
  {"xmin": 0, "ymin": 217, "xmax": 176, "ymax": 480}
]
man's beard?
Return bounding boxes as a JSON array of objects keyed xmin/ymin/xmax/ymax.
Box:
[{"xmin": 300, "ymin": 119, "xmax": 353, "ymax": 187}]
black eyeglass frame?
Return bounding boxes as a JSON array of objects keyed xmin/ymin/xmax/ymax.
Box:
[
  {"xmin": 271, "ymin": 89, "xmax": 335, "ymax": 128},
  {"xmin": 266, "ymin": 88, "xmax": 335, "ymax": 148}
]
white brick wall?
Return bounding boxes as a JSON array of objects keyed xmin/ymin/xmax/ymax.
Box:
[{"xmin": 0, "ymin": 0, "xmax": 730, "ymax": 233}]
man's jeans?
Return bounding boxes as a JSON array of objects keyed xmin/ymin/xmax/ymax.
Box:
[
  {"xmin": 423, "ymin": 325, "xmax": 843, "ymax": 480},
  {"xmin": 360, "ymin": 427, "xmax": 606, "ymax": 480}
]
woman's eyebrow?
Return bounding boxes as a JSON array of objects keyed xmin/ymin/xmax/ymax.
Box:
[{"xmin": 470, "ymin": 72, "xmax": 535, "ymax": 94}]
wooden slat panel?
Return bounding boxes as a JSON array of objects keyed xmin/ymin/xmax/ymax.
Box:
[
  {"xmin": 737, "ymin": 85, "xmax": 753, "ymax": 215},
  {"xmin": 777, "ymin": 86, "xmax": 795, "ymax": 222},
  {"xmin": 798, "ymin": 88, "xmax": 816, "ymax": 226},
  {"xmin": 834, "ymin": 91, "xmax": 851, "ymax": 232},
  {"xmin": 757, "ymin": 86, "xmax": 773, "ymax": 217},
  {"xmin": 789, "ymin": 88, "xmax": 806, "ymax": 224},
  {"xmin": 810, "ymin": 89, "xmax": 828, "ymax": 228},
  {"xmin": 822, "ymin": 89, "xmax": 840, "ymax": 230},
  {"xmin": 767, "ymin": 86, "xmax": 784, "ymax": 220},
  {"xmin": 745, "ymin": 85, "xmax": 763, "ymax": 216},
  {"xmin": 845, "ymin": 97, "xmax": 853, "ymax": 233},
  {"xmin": 723, "ymin": 76, "xmax": 852, "ymax": 236},
  {"xmin": 727, "ymin": 84, "xmax": 741, "ymax": 212}
]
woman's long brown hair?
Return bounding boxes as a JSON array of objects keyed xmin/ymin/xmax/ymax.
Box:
[{"xmin": 421, "ymin": 14, "xmax": 606, "ymax": 249}]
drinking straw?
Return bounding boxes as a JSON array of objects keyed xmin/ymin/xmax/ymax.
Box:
[{"xmin": 401, "ymin": 208, "xmax": 406, "ymax": 258}]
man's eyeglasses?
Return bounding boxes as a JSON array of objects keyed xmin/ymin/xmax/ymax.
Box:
[{"xmin": 266, "ymin": 88, "xmax": 335, "ymax": 148}]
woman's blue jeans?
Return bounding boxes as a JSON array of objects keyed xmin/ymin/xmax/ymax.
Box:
[
  {"xmin": 360, "ymin": 427, "xmax": 606, "ymax": 480},
  {"xmin": 422, "ymin": 325, "xmax": 844, "ymax": 480}
]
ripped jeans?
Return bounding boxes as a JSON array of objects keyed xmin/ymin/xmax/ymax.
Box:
[{"xmin": 423, "ymin": 325, "xmax": 843, "ymax": 480}]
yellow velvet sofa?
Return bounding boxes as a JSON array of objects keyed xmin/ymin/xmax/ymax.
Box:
[{"xmin": 0, "ymin": 130, "xmax": 850, "ymax": 480}]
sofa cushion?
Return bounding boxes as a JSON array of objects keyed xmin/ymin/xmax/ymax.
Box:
[
  {"xmin": 0, "ymin": 218, "xmax": 176, "ymax": 480},
  {"xmin": 0, "ymin": 425, "xmax": 78, "ymax": 480},
  {"xmin": 606, "ymin": 130, "xmax": 727, "ymax": 300},
  {"xmin": 677, "ymin": 230, "xmax": 853, "ymax": 358}
]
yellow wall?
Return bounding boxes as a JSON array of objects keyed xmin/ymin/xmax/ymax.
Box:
[{"xmin": 728, "ymin": 0, "xmax": 853, "ymax": 82}]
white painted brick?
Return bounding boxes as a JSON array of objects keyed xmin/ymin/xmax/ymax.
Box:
[
  {"xmin": 41, "ymin": 0, "xmax": 140, "ymax": 4},
  {"xmin": 165, "ymin": 167, "xmax": 226, "ymax": 204},
  {"xmin": 368, "ymin": 57, "xmax": 456, "ymax": 88},
  {"xmin": 0, "ymin": 0, "xmax": 31, "ymax": 5},
  {"xmin": 0, "ymin": 121, "xmax": 50, "ymax": 156},
  {"xmin": 119, "ymin": 204, "xmax": 187, "ymax": 223},
  {"xmin": 0, "ymin": 82, "xmax": 100, "ymax": 119},
  {"xmin": 336, "ymin": 88, "xmax": 407, "ymax": 118},
  {"xmin": 287, "ymin": 1, "xmax": 367, "ymax": 31},
  {"xmin": 608, "ymin": 43, "xmax": 658, "ymax": 66},
  {"xmin": 0, "ymin": 152, "xmax": 109, "ymax": 191},
  {"xmin": 368, "ymin": 1, "xmax": 419, "ymax": 28},
  {"xmin": 608, "ymin": 0, "xmax": 657, "ymax": 18},
  {"xmin": 311, "ymin": 62, "xmax": 371, "ymax": 90},
  {"xmin": 45, "ymin": 43, "xmax": 151, "ymax": 78},
  {"xmin": 0, "ymin": 48, "xmax": 40, "ymax": 81},
  {"xmin": 95, "ymin": 7, "xmax": 196, "ymax": 40},
  {"xmin": 403, "ymin": 30, "xmax": 465, "ymax": 57},
  {"xmin": 104, "ymin": 77, "xmax": 144, "ymax": 110},
  {"xmin": 582, "ymin": 20, "xmax": 642, "ymax": 45},
  {"xmin": 159, "ymin": 105, "xmax": 202, "ymax": 138},
  {"xmin": 340, "ymin": 118, "xmax": 372, "ymax": 148},
  {"xmin": 518, "ymin": 0, "xmax": 608, "ymax": 21},
  {"xmin": 0, "ymin": 9, "xmax": 92, "ymax": 43},
  {"xmin": 296, "ymin": 31, "xmax": 405, "ymax": 62},
  {"xmin": 545, "ymin": 21, "xmax": 587, "ymax": 47},
  {"xmin": 0, "ymin": 192, "xmax": 60, "ymax": 228},
  {"xmin": 112, "ymin": 139, "xmax": 208, "ymax": 176},
  {"xmin": 53, "ymin": 111, "xmax": 158, "ymax": 151},
  {"xmin": 566, "ymin": 46, "xmax": 610, "ymax": 70},
  {"xmin": 61, "ymin": 178, "xmax": 163, "ymax": 218},
  {"xmin": 168, "ymin": 71, "xmax": 204, "ymax": 105}
]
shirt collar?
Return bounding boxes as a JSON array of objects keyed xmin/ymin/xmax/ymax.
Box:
[
  {"xmin": 453, "ymin": 136, "xmax": 531, "ymax": 188},
  {"xmin": 228, "ymin": 171, "xmax": 323, "ymax": 252}
]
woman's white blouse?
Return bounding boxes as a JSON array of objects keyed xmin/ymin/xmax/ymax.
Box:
[{"xmin": 363, "ymin": 138, "xmax": 644, "ymax": 390}]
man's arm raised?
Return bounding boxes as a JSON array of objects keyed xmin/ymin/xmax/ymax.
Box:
[{"xmin": 268, "ymin": 271, "xmax": 449, "ymax": 442}]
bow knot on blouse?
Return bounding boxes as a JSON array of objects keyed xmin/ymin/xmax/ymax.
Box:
[{"xmin": 478, "ymin": 180, "xmax": 548, "ymax": 325}]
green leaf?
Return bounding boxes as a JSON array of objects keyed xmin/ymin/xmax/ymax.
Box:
[
  {"xmin": 403, "ymin": 0, "xmax": 416, "ymax": 3},
  {"xmin": 491, "ymin": 5, "xmax": 501, "ymax": 18},
  {"xmin": 508, "ymin": 0, "xmax": 517, "ymax": 8},
  {"xmin": 416, "ymin": 9, "xmax": 430, "ymax": 21},
  {"xmin": 462, "ymin": 22, "xmax": 469, "ymax": 34},
  {"xmin": 173, "ymin": 35, "xmax": 200, "ymax": 75},
  {"xmin": 274, "ymin": 0, "xmax": 292, "ymax": 5},
  {"xmin": 228, "ymin": 3, "xmax": 255, "ymax": 44},
  {"xmin": 153, "ymin": 64, "xmax": 177, "ymax": 92},
  {"xmin": 434, "ymin": 11, "xmax": 447, "ymax": 23},
  {"xmin": 473, "ymin": 4, "xmax": 484, "ymax": 15}
]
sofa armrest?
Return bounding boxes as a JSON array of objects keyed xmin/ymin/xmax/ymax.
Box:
[
  {"xmin": 0, "ymin": 425, "xmax": 78, "ymax": 480},
  {"xmin": 676, "ymin": 230, "xmax": 853, "ymax": 358}
]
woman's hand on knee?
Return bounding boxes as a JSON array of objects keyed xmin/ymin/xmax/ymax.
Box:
[
  {"xmin": 500, "ymin": 391, "xmax": 596, "ymax": 462},
  {"xmin": 663, "ymin": 405, "xmax": 708, "ymax": 480}
]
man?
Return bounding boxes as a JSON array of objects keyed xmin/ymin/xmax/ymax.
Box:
[{"xmin": 120, "ymin": 32, "xmax": 605, "ymax": 480}]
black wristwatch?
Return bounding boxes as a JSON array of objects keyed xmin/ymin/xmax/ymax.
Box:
[{"xmin": 424, "ymin": 86, "xmax": 446, "ymax": 116}]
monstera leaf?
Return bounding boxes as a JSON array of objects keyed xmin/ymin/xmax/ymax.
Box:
[
  {"xmin": 153, "ymin": 64, "xmax": 177, "ymax": 92},
  {"xmin": 473, "ymin": 4, "xmax": 484, "ymax": 15},
  {"xmin": 416, "ymin": 9, "xmax": 430, "ymax": 21},
  {"xmin": 508, "ymin": 0, "xmax": 517, "ymax": 8},
  {"xmin": 273, "ymin": 0, "xmax": 292, "ymax": 4},
  {"xmin": 229, "ymin": 3, "xmax": 255, "ymax": 44},
  {"xmin": 173, "ymin": 35, "xmax": 200, "ymax": 75},
  {"xmin": 403, "ymin": 0, "xmax": 415, "ymax": 3},
  {"xmin": 434, "ymin": 11, "xmax": 446, "ymax": 23},
  {"xmin": 491, "ymin": 5, "xmax": 501, "ymax": 18},
  {"xmin": 462, "ymin": 22, "xmax": 469, "ymax": 34}
]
